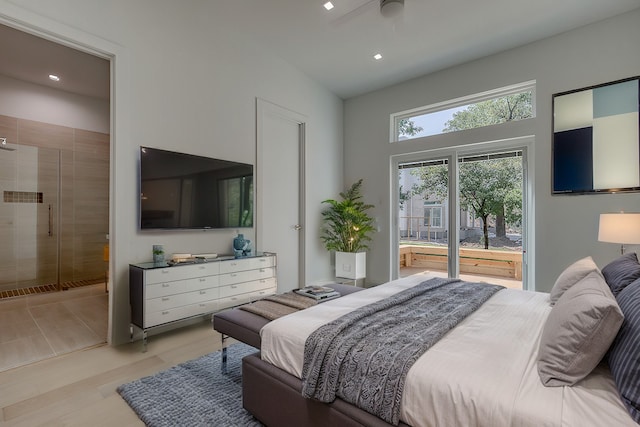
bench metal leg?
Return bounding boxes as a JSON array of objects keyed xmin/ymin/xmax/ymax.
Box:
[{"xmin": 221, "ymin": 333, "xmax": 228, "ymax": 374}]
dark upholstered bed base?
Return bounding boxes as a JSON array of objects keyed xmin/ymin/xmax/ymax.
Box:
[{"xmin": 243, "ymin": 353, "xmax": 411, "ymax": 427}]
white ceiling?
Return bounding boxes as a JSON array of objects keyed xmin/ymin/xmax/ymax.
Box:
[{"xmin": 0, "ymin": 0, "xmax": 638, "ymax": 101}]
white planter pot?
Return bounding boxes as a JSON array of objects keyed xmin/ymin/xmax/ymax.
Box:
[{"xmin": 335, "ymin": 251, "xmax": 366, "ymax": 280}]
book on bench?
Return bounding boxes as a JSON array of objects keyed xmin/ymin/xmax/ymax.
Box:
[{"xmin": 294, "ymin": 286, "xmax": 340, "ymax": 302}]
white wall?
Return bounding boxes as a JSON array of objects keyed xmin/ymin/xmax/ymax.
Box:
[
  {"xmin": 344, "ymin": 9, "xmax": 640, "ymax": 290},
  {"xmin": 0, "ymin": 74, "xmax": 109, "ymax": 132},
  {"xmin": 0, "ymin": 0, "xmax": 343, "ymax": 345}
]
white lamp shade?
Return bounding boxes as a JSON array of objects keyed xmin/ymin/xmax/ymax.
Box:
[{"xmin": 598, "ymin": 213, "xmax": 640, "ymax": 244}]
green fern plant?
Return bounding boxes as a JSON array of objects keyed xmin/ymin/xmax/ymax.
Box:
[{"xmin": 321, "ymin": 179, "xmax": 375, "ymax": 253}]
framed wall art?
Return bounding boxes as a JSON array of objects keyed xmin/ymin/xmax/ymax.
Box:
[{"xmin": 552, "ymin": 76, "xmax": 640, "ymax": 194}]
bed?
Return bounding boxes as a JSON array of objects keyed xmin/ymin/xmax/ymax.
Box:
[{"xmin": 243, "ymin": 254, "xmax": 640, "ymax": 427}]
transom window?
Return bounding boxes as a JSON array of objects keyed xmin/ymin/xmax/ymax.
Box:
[{"xmin": 392, "ymin": 81, "xmax": 536, "ymax": 142}]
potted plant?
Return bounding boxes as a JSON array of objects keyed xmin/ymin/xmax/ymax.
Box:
[{"xmin": 321, "ymin": 179, "xmax": 375, "ymax": 281}]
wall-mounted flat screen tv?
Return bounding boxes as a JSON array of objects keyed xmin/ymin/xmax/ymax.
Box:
[
  {"xmin": 552, "ymin": 76, "xmax": 640, "ymax": 194},
  {"xmin": 139, "ymin": 146, "xmax": 253, "ymax": 230}
]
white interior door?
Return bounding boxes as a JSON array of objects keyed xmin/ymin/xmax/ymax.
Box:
[{"xmin": 256, "ymin": 99, "xmax": 306, "ymax": 292}]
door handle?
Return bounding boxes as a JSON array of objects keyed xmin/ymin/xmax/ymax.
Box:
[
  {"xmin": 293, "ymin": 224, "xmax": 302, "ymax": 231},
  {"xmin": 48, "ymin": 204, "xmax": 53, "ymax": 237}
]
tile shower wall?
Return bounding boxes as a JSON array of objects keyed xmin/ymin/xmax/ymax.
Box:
[{"xmin": 0, "ymin": 114, "xmax": 109, "ymax": 292}]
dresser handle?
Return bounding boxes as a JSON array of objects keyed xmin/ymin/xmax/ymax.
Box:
[
  {"xmin": 162, "ymin": 311, "xmax": 169, "ymax": 315},
  {"xmin": 200, "ymin": 303, "xmax": 206, "ymax": 307},
  {"xmin": 198, "ymin": 266, "xmax": 206, "ymax": 269},
  {"xmin": 200, "ymin": 290, "xmax": 206, "ymax": 295},
  {"xmin": 162, "ymin": 297, "xmax": 169, "ymax": 301},
  {"xmin": 231, "ymin": 285, "xmax": 237, "ymax": 289},
  {"xmin": 199, "ymin": 278, "xmax": 206, "ymax": 282},
  {"xmin": 162, "ymin": 270, "xmax": 170, "ymax": 274},
  {"xmin": 260, "ymin": 268, "xmax": 266, "ymax": 273},
  {"xmin": 162, "ymin": 283, "xmax": 170, "ymax": 288},
  {"xmin": 231, "ymin": 273, "xmax": 237, "ymax": 277}
]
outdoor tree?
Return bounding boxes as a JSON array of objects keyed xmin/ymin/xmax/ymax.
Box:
[
  {"xmin": 412, "ymin": 157, "xmax": 522, "ymax": 250},
  {"xmin": 398, "ymin": 118, "xmax": 423, "ymax": 139},
  {"xmin": 442, "ymin": 92, "xmax": 533, "ymax": 132}
]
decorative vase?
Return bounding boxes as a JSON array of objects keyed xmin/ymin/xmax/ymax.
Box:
[
  {"xmin": 233, "ymin": 233, "xmax": 251, "ymax": 258},
  {"xmin": 152, "ymin": 245, "xmax": 164, "ymax": 264}
]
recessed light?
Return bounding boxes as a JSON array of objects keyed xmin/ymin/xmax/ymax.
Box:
[
  {"xmin": 48, "ymin": 74, "xmax": 60, "ymax": 82},
  {"xmin": 324, "ymin": 2, "xmax": 334, "ymax": 11},
  {"xmin": 374, "ymin": 53, "xmax": 383, "ymax": 60}
]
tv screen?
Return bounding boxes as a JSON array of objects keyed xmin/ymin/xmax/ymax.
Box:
[{"xmin": 139, "ymin": 146, "xmax": 253, "ymax": 230}]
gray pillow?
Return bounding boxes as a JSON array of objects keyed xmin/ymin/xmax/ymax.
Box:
[
  {"xmin": 602, "ymin": 252, "xmax": 640, "ymax": 297},
  {"xmin": 538, "ymin": 270, "xmax": 624, "ymax": 386},
  {"xmin": 549, "ymin": 256, "xmax": 600, "ymax": 305}
]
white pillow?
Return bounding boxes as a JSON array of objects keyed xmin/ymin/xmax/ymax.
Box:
[{"xmin": 549, "ymin": 256, "xmax": 600, "ymax": 305}]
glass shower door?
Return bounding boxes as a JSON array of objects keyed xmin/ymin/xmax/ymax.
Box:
[{"xmin": 0, "ymin": 144, "xmax": 60, "ymax": 294}]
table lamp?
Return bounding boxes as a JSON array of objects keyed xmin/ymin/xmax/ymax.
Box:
[{"xmin": 598, "ymin": 212, "xmax": 640, "ymax": 254}]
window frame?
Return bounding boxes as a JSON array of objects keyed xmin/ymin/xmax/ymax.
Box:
[
  {"xmin": 423, "ymin": 202, "xmax": 443, "ymax": 228},
  {"xmin": 389, "ymin": 81, "xmax": 536, "ymax": 143}
]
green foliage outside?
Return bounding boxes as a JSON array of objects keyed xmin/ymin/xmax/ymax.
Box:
[
  {"xmin": 321, "ymin": 179, "xmax": 375, "ymax": 253},
  {"xmin": 412, "ymin": 157, "xmax": 522, "ymax": 250},
  {"xmin": 443, "ymin": 92, "xmax": 533, "ymax": 132},
  {"xmin": 398, "ymin": 118, "xmax": 424, "ymax": 138}
]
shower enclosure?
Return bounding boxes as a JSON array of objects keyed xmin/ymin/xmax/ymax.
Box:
[
  {"xmin": 0, "ymin": 119, "xmax": 110, "ymax": 296},
  {"xmin": 0, "ymin": 144, "xmax": 61, "ymax": 293}
]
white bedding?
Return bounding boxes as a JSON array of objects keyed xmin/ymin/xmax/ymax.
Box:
[{"xmin": 261, "ymin": 275, "xmax": 635, "ymax": 427}]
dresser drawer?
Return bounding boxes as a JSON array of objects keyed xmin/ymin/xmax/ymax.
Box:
[
  {"xmin": 249, "ymin": 256, "xmax": 275, "ymax": 270},
  {"xmin": 219, "ymin": 267, "xmax": 275, "ymax": 286},
  {"xmin": 145, "ymin": 262, "xmax": 220, "ymax": 284},
  {"xmin": 145, "ymin": 299, "xmax": 218, "ymax": 327},
  {"xmin": 219, "ymin": 277, "xmax": 276, "ymax": 298},
  {"xmin": 146, "ymin": 287, "xmax": 220, "ymax": 312},
  {"xmin": 217, "ymin": 294, "xmax": 250, "ymax": 310},
  {"xmin": 219, "ymin": 256, "xmax": 275, "ymax": 274},
  {"xmin": 145, "ymin": 275, "xmax": 219, "ymax": 299},
  {"xmin": 248, "ymin": 285, "xmax": 277, "ymax": 302}
]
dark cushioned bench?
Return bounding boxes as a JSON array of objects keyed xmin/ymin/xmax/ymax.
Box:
[{"xmin": 212, "ymin": 283, "xmax": 363, "ymax": 372}]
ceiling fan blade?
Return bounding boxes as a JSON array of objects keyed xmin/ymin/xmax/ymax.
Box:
[{"xmin": 330, "ymin": 0, "xmax": 378, "ymax": 27}]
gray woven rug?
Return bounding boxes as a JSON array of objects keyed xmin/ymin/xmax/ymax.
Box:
[{"xmin": 117, "ymin": 343, "xmax": 263, "ymax": 427}]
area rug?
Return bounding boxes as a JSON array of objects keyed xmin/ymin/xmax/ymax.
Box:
[{"xmin": 117, "ymin": 343, "xmax": 263, "ymax": 427}]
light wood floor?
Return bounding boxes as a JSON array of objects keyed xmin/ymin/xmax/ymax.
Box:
[
  {"xmin": 0, "ymin": 319, "xmax": 223, "ymax": 426},
  {"xmin": 0, "ymin": 284, "xmax": 109, "ymax": 372}
]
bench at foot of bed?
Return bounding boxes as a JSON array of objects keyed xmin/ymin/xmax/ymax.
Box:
[{"xmin": 212, "ymin": 283, "xmax": 363, "ymax": 372}]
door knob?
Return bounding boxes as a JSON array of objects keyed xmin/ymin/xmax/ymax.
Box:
[{"xmin": 293, "ymin": 224, "xmax": 302, "ymax": 231}]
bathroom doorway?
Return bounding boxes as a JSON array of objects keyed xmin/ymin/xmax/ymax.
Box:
[{"xmin": 0, "ymin": 22, "xmax": 111, "ymax": 370}]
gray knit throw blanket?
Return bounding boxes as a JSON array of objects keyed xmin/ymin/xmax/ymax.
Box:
[{"xmin": 301, "ymin": 277, "xmax": 504, "ymax": 425}]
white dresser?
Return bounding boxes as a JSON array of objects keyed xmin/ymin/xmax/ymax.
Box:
[{"xmin": 129, "ymin": 253, "xmax": 276, "ymax": 350}]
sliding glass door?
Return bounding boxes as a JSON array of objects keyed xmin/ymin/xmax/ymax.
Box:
[{"xmin": 396, "ymin": 145, "xmax": 529, "ymax": 290}]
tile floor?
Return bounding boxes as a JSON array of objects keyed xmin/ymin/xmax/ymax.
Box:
[{"xmin": 0, "ymin": 284, "xmax": 108, "ymax": 372}]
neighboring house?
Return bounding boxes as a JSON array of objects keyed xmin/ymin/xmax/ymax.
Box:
[{"xmin": 398, "ymin": 168, "xmax": 480, "ymax": 242}]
